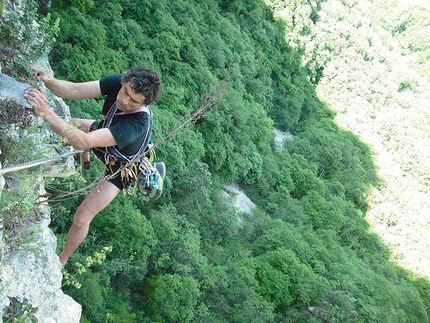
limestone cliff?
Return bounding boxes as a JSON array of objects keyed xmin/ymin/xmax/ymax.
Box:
[{"xmin": 0, "ymin": 72, "xmax": 82, "ymax": 321}]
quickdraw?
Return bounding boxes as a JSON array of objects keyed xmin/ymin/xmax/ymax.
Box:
[{"xmin": 138, "ymin": 156, "xmax": 159, "ymax": 189}]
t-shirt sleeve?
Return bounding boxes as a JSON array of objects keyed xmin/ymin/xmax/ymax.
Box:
[
  {"xmin": 109, "ymin": 114, "xmax": 149, "ymax": 152},
  {"xmin": 99, "ymin": 74, "xmax": 122, "ymax": 114},
  {"xmin": 99, "ymin": 74, "xmax": 122, "ymax": 95}
]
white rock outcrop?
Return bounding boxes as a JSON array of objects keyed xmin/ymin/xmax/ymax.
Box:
[
  {"xmin": 222, "ymin": 183, "xmax": 256, "ymax": 214},
  {"xmin": 0, "ymin": 190, "xmax": 82, "ymax": 322},
  {"xmin": 0, "ymin": 75, "xmax": 82, "ymax": 322}
]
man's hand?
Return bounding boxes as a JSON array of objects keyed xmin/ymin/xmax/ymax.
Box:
[
  {"xmin": 24, "ymin": 86, "xmax": 49, "ymax": 117},
  {"xmin": 29, "ymin": 64, "xmax": 52, "ymax": 84},
  {"xmin": 28, "ymin": 64, "xmax": 102, "ymax": 100}
]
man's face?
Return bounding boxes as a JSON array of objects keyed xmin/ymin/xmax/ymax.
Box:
[{"xmin": 116, "ymin": 81, "xmax": 146, "ymax": 111}]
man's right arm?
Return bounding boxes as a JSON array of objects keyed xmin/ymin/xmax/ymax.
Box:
[
  {"xmin": 25, "ymin": 86, "xmax": 117, "ymax": 150},
  {"xmin": 30, "ymin": 64, "xmax": 102, "ymax": 100}
]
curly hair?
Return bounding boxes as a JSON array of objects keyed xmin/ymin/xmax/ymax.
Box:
[{"xmin": 121, "ymin": 66, "xmax": 162, "ymax": 105}]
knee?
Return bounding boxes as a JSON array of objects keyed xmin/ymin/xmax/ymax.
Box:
[{"xmin": 72, "ymin": 213, "xmax": 92, "ymax": 229}]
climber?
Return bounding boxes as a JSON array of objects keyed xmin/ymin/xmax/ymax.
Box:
[{"xmin": 24, "ymin": 64, "xmax": 164, "ymax": 265}]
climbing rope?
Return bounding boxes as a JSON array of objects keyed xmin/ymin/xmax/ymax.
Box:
[{"xmin": 0, "ymin": 149, "xmax": 85, "ymax": 175}]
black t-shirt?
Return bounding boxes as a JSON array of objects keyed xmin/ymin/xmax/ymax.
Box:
[{"xmin": 96, "ymin": 74, "xmax": 150, "ymax": 157}]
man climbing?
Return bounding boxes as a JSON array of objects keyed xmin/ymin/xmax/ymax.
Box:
[{"xmin": 24, "ymin": 64, "xmax": 164, "ymax": 265}]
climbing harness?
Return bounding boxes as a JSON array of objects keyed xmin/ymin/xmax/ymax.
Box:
[
  {"xmin": 101, "ymin": 102, "xmax": 153, "ymax": 163},
  {"xmin": 96, "ymin": 102, "xmax": 162, "ymax": 197}
]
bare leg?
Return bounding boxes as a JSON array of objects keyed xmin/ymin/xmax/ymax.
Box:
[{"xmin": 59, "ymin": 180, "xmax": 120, "ymax": 265}]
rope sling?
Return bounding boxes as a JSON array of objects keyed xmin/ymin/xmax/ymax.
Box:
[{"xmin": 101, "ymin": 102, "xmax": 153, "ymax": 163}]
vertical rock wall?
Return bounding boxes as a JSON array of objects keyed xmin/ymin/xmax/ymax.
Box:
[
  {"xmin": 0, "ymin": 74, "xmax": 82, "ymax": 322},
  {"xmin": 0, "ymin": 187, "xmax": 82, "ymax": 322},
  {"xmin": 0, "ymin": 61, "xmax": 82, "ymax": 323}
]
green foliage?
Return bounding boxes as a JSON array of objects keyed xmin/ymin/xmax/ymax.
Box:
[
  {"xmin": 301, "ymin": 190, "xmax": 345, "ymax": 231},
  {"xmin": 0, "ymin": 119, "xmax": 55, "ymax": 253},
  {"xmin": 106, "ymin": 302, "xmax": 137, "ymax": 323},
  {"xmin": 252, "ymin": 222, "xmax": 313, "ymax": 265},
  {"xmin": 397, "ymin": 280, "xmax": 429, "ymax": 323},
  {"xmin": 387, "ymin": 2, "xmax": 430, "ymax": 83},
  {"xmin": 2, "ymin": 298, "xmax": 37, "ymax": 323},
  {"xmin": 147, "ymin": 205, "xmax": 206, "ymax": 276},
  {"xmin": 69, "ymin": 0, "xmax": 95, "ymax": 14},
  {"xmin": 287, "ymin": 153, "xmax": 324, "ymax": 198},
  {"xmin": 338, "ymin": 205, "xmax": 369, "ymax": 247},
  {"xmin": 228, "ymin": 293, "xmax": 275, "ymax": 323},
  {"xmin": 0, "ymin": 185, "xmax": 40, "ymax": 252},
  {"xmin": 171, "ymin": 160, "xmax": 212, "ymax": 214},
  {"xmin": 91, "ymin": 195, "xmax": 156, "ymax": 264},
  {"xmin": 196, "ymin": 253, "xmax": 275, "ymax": 323},
  {"xmin": 67, "ymin": 271, "xmax": 104, "ymax": 312},
  {"xmin": 286, "ymin": 119, "xmax": 375, "ymax": 212},
  {"xmin": 198, "ymin": 197, "xmax": 242, "ymax": 245},
  {"xmin": 0, "ymin": 0, "xmax": 59, "ymax": 77},
  {"xmin": 145, "ymin": 274, "xmax": 200, "ymax": 322},
  {"xmin": 49, "ymin": 7, "xmax": 113, "ymax": 81},
  {"xmin": 411, "ymin": 276, "xmax": 430, "ymax": 319},
  {"xmin": 0, "ymin": 121, "xmax": 52, "ymax": 167},
  {"xmin": 23, "ymin": 0, "xmax": 429, "ymax": 322},
  {"xmin": 248, "ymin": 247, "xmax": 328, "ymax": 311}
]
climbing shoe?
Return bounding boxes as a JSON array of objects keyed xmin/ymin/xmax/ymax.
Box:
[
  {"xmin": 151, "ymin": 162, "xmax": 166, "ymax": 200},
  {"xmin": 138, "ymin": 162, "xmax": 166, "ymax": 201}
]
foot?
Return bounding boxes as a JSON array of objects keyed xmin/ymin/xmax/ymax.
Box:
[
  {"xmin": 151, "ymin": 162, "xmax": 166, "ymax": 201},
  {"xmin": 138, "ymin": 162, "xmax": 166, "ymax": 201}
]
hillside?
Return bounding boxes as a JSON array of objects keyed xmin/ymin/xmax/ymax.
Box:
[
  {"xmin": 273, "ymin": 0, "xmax": 430, "ymax": 278},
  {"xmin": 2, "ymin": 0, "xmax": 430, "ymax": 322}
]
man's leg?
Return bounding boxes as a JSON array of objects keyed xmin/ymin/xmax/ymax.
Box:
[{"xmin": 59, "ymin": 180, "xmax": 120, "ymax": 265}]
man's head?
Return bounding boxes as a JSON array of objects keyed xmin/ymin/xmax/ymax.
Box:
[{"xmin": 121, "ymin": 66, "xmax": 162, "ymax": 106}]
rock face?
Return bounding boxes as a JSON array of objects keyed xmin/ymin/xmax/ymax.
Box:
[
  {"xmin": 0, "ymin": 72, "xmax": 77, "ymax": 177},
  {"xmin": 0, "ymin": 187, "xmax": 82, "ymax": 322},
  {"xmin": 0, "ymin": 1, "xmax": 81, "ymax": 320},
  {"xmin": 0, "ymin": 73, "xmax": 33, "ymax": 109},
  {"xmin": 0, "ymin": 74, "xmax": 82, "ymax": 321}
]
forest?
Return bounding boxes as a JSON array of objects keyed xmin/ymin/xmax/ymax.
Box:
[{"xmin": 1, "ymin": 0, "xmax": 430, "ymax": 322}]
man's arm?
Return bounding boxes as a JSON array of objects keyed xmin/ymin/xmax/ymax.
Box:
[
  {"xmin": 24, "ymin": 86, "xmax": 117, "ymax": 149},
  {"xmin": 30, "ymin": 64, "xmax": 102, "ymax": 99}
]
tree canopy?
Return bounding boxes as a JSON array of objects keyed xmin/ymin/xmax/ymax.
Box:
[{"xmin": 34, "ymin": 0, "xmax": 430, "ymax": 322}]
